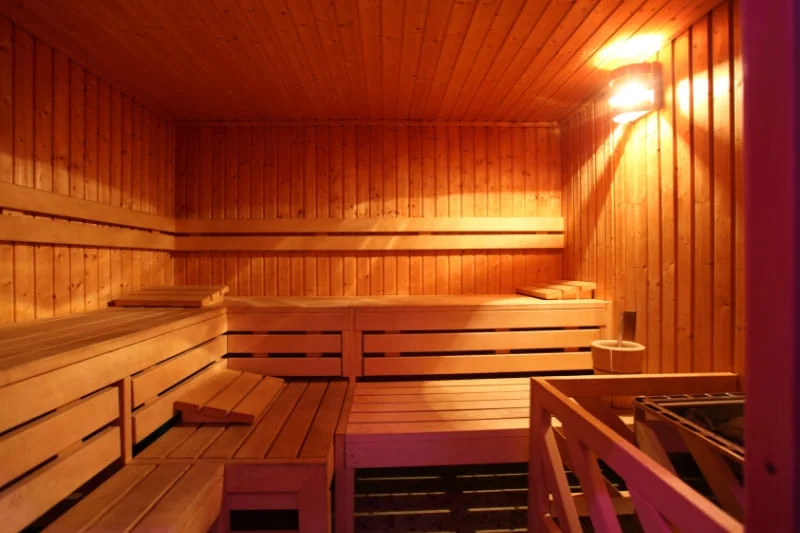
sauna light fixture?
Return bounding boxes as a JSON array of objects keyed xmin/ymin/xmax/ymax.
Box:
[{"xmin": 608, "ymin": 62, "xmax": 663, "ymax": 124}]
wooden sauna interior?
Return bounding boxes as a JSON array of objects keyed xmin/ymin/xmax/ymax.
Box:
[
  {"xmin": 0, "ymin": 0, "xmax": 745, "ymax": 373},
  {"xmin": 1, "ymin": 0, "xmax": 796, "ymax": 531}
]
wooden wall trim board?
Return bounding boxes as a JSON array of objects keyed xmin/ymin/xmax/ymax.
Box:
[
  {"xmin": 178, "ymin": 120, "xmax": 559, "ymax": 128},
  {"xmin": 174, "ymin": 234, "xmax": 563, "ymax": 253},
  {"xmin": 0, "ymin": 216, "xmax": 174, "ymax": 251},
  {"xmin": 1, "ymin": 181, "xmax": 563, "ymax": 251},
  {"xmin": 561, "ymin": 0, "xmax": 744, "ymax": 375},
  {"xmin": 173, "ymin": 217, "xmax": 564, "ymax": 234},
  {"xmin": 0, "ymin": 182, "xmax": 175, "ymax": 232}
]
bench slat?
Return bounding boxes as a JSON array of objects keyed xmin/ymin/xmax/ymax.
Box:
[
  {"xmin": 363, "ymin": 352, "xmax": 593, "ymax": 376},
  {"xmin": 226, "ymin": 356, "xmax": 342, "ymax": 377},
  {"xmin": 168, "ymin": 427, "xmax": 225, "ymax": 459},
  {"xmin": 227, "ymin": 375, "xmax": 285, "ymax": 423},
  {"xmin": 354, "ymin": 377, "xmax": 530, "ymax": 390},
  {"xmin": 0, "ymin": 427, "xmax": 121, "ymax": 533},
  {"xmin": 0, "ymin": 309, "xmax": 152, "ymax": 350},
  {"xmin": 0, "ymin": 386, "xmax": 119, "ymax": 488},
  {"xmin": 346, "ymin": 417, "xmax": 530, "ymax": 437},
  {"xmin": 363, "ymin": 329, "xmax": 599, "ymax": 353},
  {"xmin": 350, "ymin": 398, "xmax": 530, "ymax": 413},
  {"xmin": 202, "ymin": 426, "xmax": 251, "ymax": 459},
  {"xmin": 268, "ymin": 382, "xmax": 328, "ymax": 459},
  {"xmin": 43, "ymin": 465, "xmax": 156, "ymax": 533},
  {"xmin": 130, "ymin": 463, "xmax": 223, "ymax": 533},
  {"xmin": 132, "ymin": 336, "xmax": 227, "ymax": 407},
  {"xmin": 228, "ymin": 334, "xmax": 342, "ymax": 354},
  {"xmin": 352, "ymin": 390, "xmax": 528, "ymax": 404},
  {"xmin": 349, "ymin": 407, "xmax": 530, "ymax": 424},
  {"xmin": 356, "ymin": 307, "xmax": 609, "ymax": 331},
  {"xmin": 173, "ymin": 369, "xmax": 242, "ymax": 412},
  {"xmin": 235, "ymin": 382, "xmax": 307, "ymax": 459},
  {"xmin": 137, "ymin": 426, "xmax": 196, "ymax": 460},
  {"xmin": 202, "ymin": 372, "xmax": 263, "ymax": 418},
  {"xmin": 226, "ymin": 311, "xmax": 349, "ymax": 333},
  {"xmin": 1, "ymin": 310, "xmax": 196, "ymax": 363},
  {"xmin": 84, "ymin": 463, "xmax": 190, "ymax": 532},
  {"xmin": 355, "ymin": 383, "xmax": 531, "ymax": 395},
  {"xmin": 300, "ymin": 381, "xmax": 349, "ymax": 459},
  {"xmin": 133, "ymin": 361, "xmax": 226, "ymax": 443},
  {"xmin": 161, "ymin": 470, "xmax": 223, "ymax": 533}
]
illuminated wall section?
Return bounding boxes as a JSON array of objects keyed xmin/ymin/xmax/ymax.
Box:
[{"xmin": 561, "ymin": 0, "xmax": 745, "ymax": 375}]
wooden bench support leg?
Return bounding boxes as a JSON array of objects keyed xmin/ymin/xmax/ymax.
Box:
[
  {"xmin": 217, "ymin": 475, "xmax": 233, "ymax": 533},
  {"xmin": 334, "ymin": 434, "xmax": 355, "ymax": 533},
  {"xmin": 118, "ymin": 376, "xmax": 133, "ymax": 464},
  {"xmin": 299, "ymin": 466, "xmax": 330, "ymax": 533}
]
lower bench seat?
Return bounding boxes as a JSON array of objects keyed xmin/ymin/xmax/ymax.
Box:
[
  {"xmin": 135, "ymin": 379, "xmax": 351, "ymax": 533},
  {"xmin": 44, "ymin": 463, "xmax": 223, "ymax": 533}
]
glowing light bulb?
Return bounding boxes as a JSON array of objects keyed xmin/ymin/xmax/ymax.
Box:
[
  {"xmin": 607, "ymin": 63, "xmax": 663, "ymax": 124},
  {"xmin": 608, "ymin": 81, "xmax": 655, "ymax": 109}
]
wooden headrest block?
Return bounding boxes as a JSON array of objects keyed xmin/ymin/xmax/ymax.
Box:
[{"xmin": 175, "ymin": 370, "xmax": 285, "ymax": 424}]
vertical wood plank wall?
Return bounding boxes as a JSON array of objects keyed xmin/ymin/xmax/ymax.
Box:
[
  {"xmin": 562, "ymin": 0, "xmax": 744, "ymax": 374},
  {"xmin": 0, "ymin": 18, "xmax": 175, "ymax": 325},
  {"xmin": 174, "ymin": 125, "xmax": 562, "ymax": 296}
]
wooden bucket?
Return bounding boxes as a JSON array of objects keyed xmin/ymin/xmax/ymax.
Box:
[{"xmin": 591, "ymin": 339, "xmax": 646, "ymax": 408}]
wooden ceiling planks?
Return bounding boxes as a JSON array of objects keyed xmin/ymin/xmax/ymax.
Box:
[{"xmin": 0, "ymin": 0, "xmax": 722, "ymax": 121}]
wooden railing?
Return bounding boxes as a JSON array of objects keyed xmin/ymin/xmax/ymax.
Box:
[{"xmin": 528, "ymin": 374, "xmax": 744, "ymax": 533}]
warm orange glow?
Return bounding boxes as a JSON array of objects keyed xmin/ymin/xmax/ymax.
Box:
[
  {"xmin": 676, "ymin": 78, "xmax": 691, "ymax": 116},
  {"xmin": 675, "ymin": 73, "xmax": 731, "ymax": 118},
  {"xmin": 609, "ymin": 81, "xmax": 655, "ymax": 110},
  {"xmin": 608, "ymin": 63, "xmax": 662, "ymax": 124},
  {"xmin": 612, "ymin": 111, "xmax": 649, "ymax": 124},
  {"xmin": 594, "ymin": 34, "xmax": 666, "ymax": 70}
]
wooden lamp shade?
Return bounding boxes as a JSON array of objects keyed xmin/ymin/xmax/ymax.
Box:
[{"xmin": 608, "ymin": 62, "xmax": 663, "ymax": 124}]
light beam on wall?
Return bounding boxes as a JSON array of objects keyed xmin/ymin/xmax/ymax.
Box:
[
  {"xmin": 594, "ymin": 34, "xmax": 665, "ymax": 70},
  {"xmin": 608, "ymin": 62, "xmax": 663, "ymax": 124}
]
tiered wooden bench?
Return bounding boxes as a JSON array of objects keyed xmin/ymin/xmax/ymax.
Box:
[
  {"xmin": 225, "ymin": 297, "xmax": 353, "ymax": 378},
  {"xmin": 0, "ymin": 306, "xmax": 226, "ymax": 532},
  {"xmin": 222, "ymin": 294, "xmax": 611, "ymax": 380},
  {"xmin": 134, "ymin": 377, "xmax": 351, "ymax": 533},
  {"xmin": 43, "ymin": 463, "xmax": 223, "ymax": 533},
  {"xmin": 0, "ymin": 288, "xmax": 612, "ymax": 532},
  {"xmin": 349, "ymin": 295, "xmax": 610, "ymax": 378},
  {"xmin": 334, "ymin": 376, "xmax": 634, "ymax": 533}
]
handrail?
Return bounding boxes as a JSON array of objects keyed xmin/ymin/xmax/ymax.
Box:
[{"xmin": 528, "ymin": 376, "xmax": 743, "ymax": 533}]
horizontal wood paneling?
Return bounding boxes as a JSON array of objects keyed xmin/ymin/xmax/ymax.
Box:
[
  {"xmin": 0, "ymin": 18, "xmax": 175, "ymax": 325},
  {"xmin": 562, "ymin": 1, "xmax": 744, "ymax": 375},
  {"xmin": 175, "ymin": 125, "xmax": 562, "ymax": 296},
  {"xmin": 1, "ymin": 0, "xmax": 721, "ymax": 121}
]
